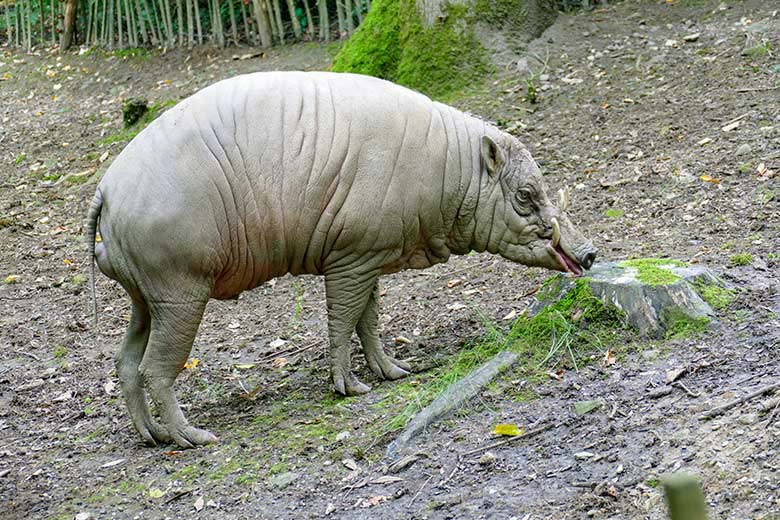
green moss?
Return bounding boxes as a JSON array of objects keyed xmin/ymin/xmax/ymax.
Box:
[
  {"xmin": 729, "ymin": 253, "xmax": 753, "ymax": 266},
  {"xmin": 695, "ymin": 283, "xmax": 735, "ymax": 311},
  {"xmin": 331, "ymin": 0, "xmax": 401, "ymax": 79},
  {"xmin": 663, "ymin": 308, "xmax": 709, "ymax": 340},
  {"xmin": 332, "ymin": 0, "xmax": 490, "ymax": 99},
  {"xmin": 620, "ymin": 258, "xmax": 687, "ymax": 286},
  {"xmin": 380, "ymin": 278, "xmax": 628, "ymax": 432},
  {"xmin": 97, "ymin": 100, "xmax": 178, "ymax": 146}
]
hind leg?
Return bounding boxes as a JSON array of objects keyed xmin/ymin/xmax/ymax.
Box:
[
  {"xmin": 115, "ymin": 301, "xmax": 172, "ymax": 445},
  {"xmin": 139, "ymin": 295, "xmax": 216, "ymax": 448}
]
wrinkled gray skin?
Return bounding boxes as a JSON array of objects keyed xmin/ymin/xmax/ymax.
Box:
[{"xmin": 86, "ymin": 71, "xmax": 597, "ymax": 448}]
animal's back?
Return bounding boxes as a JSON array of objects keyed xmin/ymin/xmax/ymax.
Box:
[{"xmin": 95, "ymin": 72, "xmax": 462, "ymax": 299}]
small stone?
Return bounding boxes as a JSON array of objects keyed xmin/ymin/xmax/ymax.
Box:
[
  {"xmin": 735, "ymin": 143, "xmax": 751, "ymax": 156},
  {"xmin": 683, "ymin": 33, "xmax": 700, "ymax": 42},
  {"xmin": 739, "ymin": 413, "xmax": 759, "ymax": 425},
  {"xmin": 269, "ymin": 471, "xmax": 299, "ymax": 489},
  {"xmin": 478, "ymin": 452, "xmax": 497, "ymax": 466},
  {"xmin": 575, "ymin": 451, "xmax": 596, "ymax": 460},
  {"xmin": 336, "ymin": 430, "xmax": 351, "ymax": 442}
]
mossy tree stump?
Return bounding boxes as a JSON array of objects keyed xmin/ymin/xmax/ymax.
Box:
[{"xmin": 533, "ymin": 259, "xmax": 732, "ymax": 339}]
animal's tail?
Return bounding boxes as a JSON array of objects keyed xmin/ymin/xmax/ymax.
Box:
[{"xmin": 85, "ymin": 189, "xmax": 103, "ymax": 326}]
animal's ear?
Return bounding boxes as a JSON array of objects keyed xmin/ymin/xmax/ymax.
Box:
[{"xmin": 481, "ymin": 135, "xmax": 506, "ymax": 179}]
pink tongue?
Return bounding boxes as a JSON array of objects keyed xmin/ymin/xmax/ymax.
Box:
[{"xmin": 555, "ymin": 245, "xmax": 583, "ymax": 276}]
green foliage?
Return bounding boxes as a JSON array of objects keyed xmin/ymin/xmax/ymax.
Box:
[
  {"xmin": 381, "ymin": 279, "xmax": 628, "ymax": 431},
  {"xmin": 98, "ymin": 100, "xmax": 178, "ymax": 146},
  {"xmin": 332, "ymin": 0, "xmax": 402, "ymax": 79},
  {"xmin": 620, "ymin": 258, "xmax": 686, "ymax": 286},
  {"xmin": 604, "ymin": 208, "xmax": 624, "ymax": 218},
  {"xmin": 729, "ymin": 253, "xmax": 753, "ymax": 266},
  {"xmin": 663, "ymin": 309, "xmax": 709, "ymax": 340},
  {"xmin": 695, "ymin": 283, "xmax": 735, "ymax": 311},
  {"xmin": 332, "ymin": 0, "xmax": 490, "ymax": 99}
]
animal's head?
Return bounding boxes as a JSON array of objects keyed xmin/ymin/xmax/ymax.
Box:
[{"xmin": 473, "ymin": 130, "xmax": 597, "ymax": 275}]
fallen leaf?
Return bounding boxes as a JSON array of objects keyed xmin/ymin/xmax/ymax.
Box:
[
  {"xmin": 721, "ymin": 120, "xmax": 741, "ymax": 132},
  {"xmin": 665, "ymin": 366, "xmax": 687, "ymax": 383},
  {"xmin": 183, "ymin": 358, "xmax": 199, "ymax": 370},
  {"xmin": 99, "ymin": 151, "xmax": 109, "ymax": 163},
  {"xmin": 271, "ymin": 357, "xmax": 288, "ymax": 369},
  {"xmin": 447, "ymin": 302, "xmax": 466, "ymax": 311},
  {"xmin": 103, "ymin": 380, "xmax": 116, "ymax": 395},
  {"xmin": 394, "ymin": 336, "xmax": 412, "ymax": 344},
  {"xmin": 75, "ymin": 513, "xmax": 91, "ymax": 520},
  {"xmin": 446, "ymin": 278, "xmax": 462, "ymax": 288},
  {"xmin": 148, "ymin": 488, "xmax": 165, "ymax": 498},
  {"xmin": 700, "ymin": 174, "xmax": 720, "ymax": 184},
  {"xmin": 63, "ymin": 258, "xmax": 72, "ymax": 266},
  {"xmin": 101, "ymin": 458, "xmax": 125, "ymax": 468},
  {"xmin": 53, "ymin": 390, "xmax": 73, "ymax": 402},
  {"xmin": 164, "ymin": 450, "xmax": 183, "ymax": 457},
  {"xmin": 501, "ymin": 310, "xmax": 517, "ymax": 321},
  {"xmin": 269, "ymin": 338, "xmax": 287, "ymax": 349},
  {"xmin": 548, "ymin": 369, "xmax": 564, "ymax": 381},
  {"xmin": 233, "ymin": 363, "xmax": 255, "ymax": 370},
  {"xmin": 574, "ymin": 400, "xmax": 602, "ymax": 415},
  {"xmin": 4, "ymin": 275, "xmax": 19, "ymax": 284},
  {"xmin": 194, "ymin": 496, "xmax": 204, "ymax": 511},
  {"xmin": 493, "ymin": 423, "xmax": 523, "ymax": 436},
  {"xmin": 602, "ymin": 349, "xmax": 616, "ymax": 366},
  {"xmin": 359, "ymin": 495, "xmax": 389, "ymax": 508},
  {"xmin": 342, "ymin": 458, "xmax": 358, "ymax": 471},
  {"xmin": 697, "ymin": 137, "xmax": 712, "ymax": 146}
]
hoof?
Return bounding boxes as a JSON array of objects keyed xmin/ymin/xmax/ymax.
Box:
[
  {"xmin": 366, "ymin": 353, "xmax": 412, "ymax": 381},
  {"xmin": 333, "ymin": 369, "xmax": 371, "ymax": 396},
  {"xmin": 170, "ymin": 426, "xmax": 219, "ymax": 448}
]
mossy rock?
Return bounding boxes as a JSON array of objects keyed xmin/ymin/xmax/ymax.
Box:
[{"xmin": 533, "ymin": 260, "xmax": 727, "ymax": 339}]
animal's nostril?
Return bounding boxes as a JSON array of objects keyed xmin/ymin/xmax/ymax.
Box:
[{"xmin": 581, "ymin": 251, "xmax": 597, "ymax": 270}]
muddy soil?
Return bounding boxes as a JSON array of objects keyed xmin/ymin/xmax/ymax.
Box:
[{"xmin": 1, "ymin": 1, "xmax": 778, "ymax": 519}]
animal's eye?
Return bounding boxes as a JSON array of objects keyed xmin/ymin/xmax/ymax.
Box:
[{"xmin": 515, "ymin": 189, "xmax": 532, "ymax": 204}]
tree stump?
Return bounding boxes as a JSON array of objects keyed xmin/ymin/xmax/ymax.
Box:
[
  {"xmin": 532, "ymin": 259, "xmax": 729, "ymax": 339},
  {"xmin": 123, "ymin": 98, "xmax": 149, "ymax": 128}
]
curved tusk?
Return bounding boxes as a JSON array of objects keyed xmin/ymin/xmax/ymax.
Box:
[
  {"xmin": 557, "ymin": 188, "xmax": 570, "ymax": 212},
  {"xmin": 551, "ymin": 217, "xmax": 561, "ymax": 248}
]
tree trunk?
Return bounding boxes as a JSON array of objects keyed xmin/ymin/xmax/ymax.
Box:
[
  {"xmin": 344, "ymin": 0, "xmax": 354, "ymax": 34},
  {"xmin": 335, "ymin": 0, "xmax": 344, "ymax": 38},
  {"xmin": 5, "ymin": 0, "xmax": 13, "ymax": 45},
  {"xmin": 60, "ymin": 0, "xmax": 78, "ymax": 50},
  {"xmin": 316, "ymin": 0, "xmax": 327, "ymax": 41},
  {"xmin": 251, "ymin": 0, "xmax": 271, "ymax": 47},
  {"xmin": 302, "ymin": 0, "xmax": 314, "ymax": 39},
  {"xmin": 284, "ymin": 0, "xmax": 301, "ymax": 39},
  {"xmin": 193, "ymin": 0, "xmax": 202, "ymax": 44},
  {"xmin": 238, "ymin": 0, "xmax": 252, "ymax": 44},
  {"xmin": 177, "ymin": 0, "xmax": 184, "ymax": 45},
  {"xmin": 269, "ymin": 0, "xmax": 283, "ymax": 44},
  {"xmin": 185, "ymin": 0, "xmax": 193, "ymax": 46},
  {"xmin": 227, "ymin": 0, "xmax": 238, "ymax": 44}
]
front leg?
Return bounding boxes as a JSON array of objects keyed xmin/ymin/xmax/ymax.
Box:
[
  {"xmin": 324, "ymin": 268, "xmax": 379, "ymax": 396},
  {"xmin": 356, "ymin": 281, "xmax": 411, "ymax": 380}
]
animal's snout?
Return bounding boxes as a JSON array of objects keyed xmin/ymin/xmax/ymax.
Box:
[{"xmin": 580, "ymin": 250, "xmax": 597, "ymax": 270}]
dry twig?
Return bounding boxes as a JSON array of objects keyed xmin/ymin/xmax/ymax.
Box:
[{"xmin": 700, "ymin": 381, "xmax": 780, "ymax": 420}]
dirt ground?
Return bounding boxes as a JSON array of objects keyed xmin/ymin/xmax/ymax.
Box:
[{"xmin": 1, "ymin": 0, "xmax": 778, "ymax": 518}]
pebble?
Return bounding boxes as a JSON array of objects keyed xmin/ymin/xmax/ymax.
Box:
[{"xmin": 735, "ymin": 143, "xmax": 751, "ymax": 156}]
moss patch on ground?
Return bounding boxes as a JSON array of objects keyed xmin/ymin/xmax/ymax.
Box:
[
  {"xmin": 332, "ymin": 0, "xmax": 491, "ymax": 99},
  {"xmin": 97, "ymin": 99, "xmax": 178, "ymax": 146},
  {"xmin": 378, "ymin": 278, "xmax": 629, "ymax": 433},
  {"xmin": 620, "ymin": 258, "xmax": 687, "ymax": 286}
]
